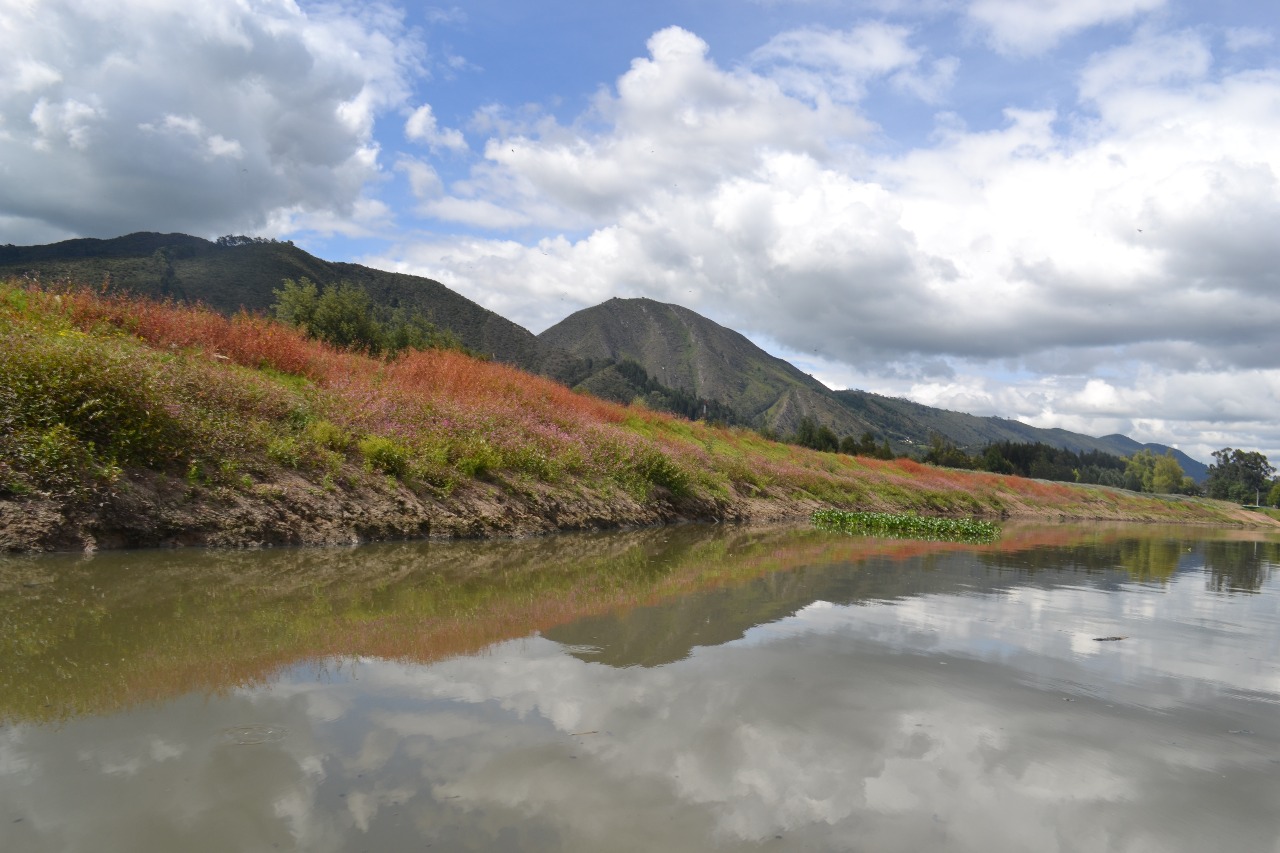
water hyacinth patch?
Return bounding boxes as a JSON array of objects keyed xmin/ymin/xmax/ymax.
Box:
[{"xmin": 812, "ymin": 509, "xmax": 1001, "ymax": 543}]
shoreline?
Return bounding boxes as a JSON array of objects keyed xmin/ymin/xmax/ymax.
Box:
[{"xmin": 4, "ymin": 464, "xmax": 1275, "ymax": 554}]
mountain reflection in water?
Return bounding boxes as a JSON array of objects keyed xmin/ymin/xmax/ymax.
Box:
[{"xmin": 2, "ymin": 522, "xmax": 1278, "ymax": 852}]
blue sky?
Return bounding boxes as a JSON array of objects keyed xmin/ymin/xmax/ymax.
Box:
[{"xmin": 3, "ymin": 0, "xmax": 1279, "ymax": 463}]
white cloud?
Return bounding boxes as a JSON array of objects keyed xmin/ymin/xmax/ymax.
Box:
[
  {"xmin": 750, "ymin": 23, "xmax": 930, "ymax": 102},
  {"xmin": 265, "ymin": 195, "xmax": 396, "ymax": 240},
  {"xmin": 0, "ymin": 0, "xmax": 422, "ymax": 242},
  {"xmin": 397, "ymin": 156, "xmax": 444, "ymax": 200},
  {"xmin": 421, "ymin": 27, "xmax": 872, "ymax": 231},
  {"xmin": 891, "ymin": 55, "xmax": 960, "ymax": 102},
  {"xmin": 1078, "ymin": 30, "xmax": 1212, "ymax": 100},
  {"xmin": 968, "ymin": 0, "xmax": 1166, "ymax": 55},
  {"xmin": 30, "ymin": 97, "xmax": 104, "ymax": 150},
  {"xmin": 1223, "ymin": 27, "xmax": 1273, "ymax": 52},
  {"xmin": 140, "ymin": 114, "xmax": 246, "ymax": 161},
  {"xmin": 404, "ymin": 103, "xmax": 468, "ymax": 152},
  {"xmin": 5, "ymin": 59, "xmax": 62, "ymax": 94}
]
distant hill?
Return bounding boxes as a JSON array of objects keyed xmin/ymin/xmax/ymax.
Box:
[
  {"xmin": 537, "ymin": 297, "xmax": 1210, "ymax": 479},
  {"xmin": 538, "ymin": 297, "xmax": 853, "ymax": 433},
  {"xmin": 0, "ymin": 232, "xmax": 586, "ymax": 382},
  {"xmin": 1, "ymin": 234, "xmax": 1209, "ymax": 479},
  {"xmin": 1094, "ymin": 435, "xmax": 1209, "ymax": 483},
  {"xmin": 831, "ymin": 392, "xmax": 1208, "ymax": 481}
]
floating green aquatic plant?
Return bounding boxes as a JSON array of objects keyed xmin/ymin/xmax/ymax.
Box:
[{"xmin": 812, "ymin": 509, "xmax": 1000, "ymax": 543}]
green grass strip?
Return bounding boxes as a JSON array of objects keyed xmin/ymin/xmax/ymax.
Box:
[{"xmin": 812, "ymin": 509, "xmax": 1001, "ymax": 543}]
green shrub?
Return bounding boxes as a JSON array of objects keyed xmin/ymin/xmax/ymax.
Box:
[
  {"xmin": 635, "ymin": 448, "xmax": 690, "ymax": 496},
  {"xmin": 456, "ymin": 439, "xmax": 502, "ymax": 479},
  {"xmin": 0, "ymin": 331, "xmax": 190, "ymax": 468},
  {"xmin": 266, "ymin": 435, "xmax": 304, "ymax": 468},
  {"xmin": 306, "ymin": 418, "xmax": 350, "ymax": 452},
  {"xmin": 507, "ymin": 446, "xmax": 562, "ymax": 482},
  {"xmin": 3, "ymin": 424, "xmax": 95, "ymax": 496},
  {"xmin": 359, "ymin": 435, "xmax": 410, "ymax": 477}
]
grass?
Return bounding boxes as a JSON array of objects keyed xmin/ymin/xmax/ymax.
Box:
[{"xmin": 1, "ymin": 279, "xmax": 1273, "ymax": 543}]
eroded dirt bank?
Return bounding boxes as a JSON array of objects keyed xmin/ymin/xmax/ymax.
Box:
[{"xmin": 3, "ymin": 463, "xmax": 1274, "ymax": 553}]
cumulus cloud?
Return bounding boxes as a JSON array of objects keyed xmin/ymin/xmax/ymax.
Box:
[
  {"xmin": 1077, "ymin": 29, "xmax": 1212, "ymax": 99},
  {"xmin": 0, "ymin": 0, "xmax": 423, "ymax": 242},
  {"xmin": 748, "ymin": 21, "xmax": 959, "ymax": 105},
  {"xmin": 750, "ymin": 22, "xmax": 938, "ymax": 102},
  {"xmin": 397, "ymin": 157, "xmax": 444, "ymax": 201},
  {"xmin": 433, "ymin": 27, "xmax": 873, "ymax": 230},
  {"xmin": 404, "ymin": 104, "xmax": 468, "ymax": 152},
  {"xmin": 967, "ymin": 0, "xmax": 1167, "ymax": 55}
]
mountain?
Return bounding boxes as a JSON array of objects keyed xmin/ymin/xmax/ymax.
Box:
[
  {"xmin": 537, "ymin": 296, "xmax": 851, "ymax": 432},
  {"xmin": 538, "ymin": 297, "xmax": 1210, "ymax": 478},
  {"xmin": 0, "ymin": 232, "xmax": 586, "ymax": 382}
]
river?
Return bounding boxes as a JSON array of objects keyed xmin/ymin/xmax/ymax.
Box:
[{"xmin": 2, "ymin": 522, "xmax": 1278, "ymax": 852}]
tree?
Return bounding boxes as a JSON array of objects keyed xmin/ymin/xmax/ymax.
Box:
[
  {"xmin": 1124, "ymin": 449, "xmax": 1158, "ymax": 492},
  {"xmin": 306, "ymin": 280, "xmax": 383, "ymax": 353},
  {"xmin": 273, "ymin": 276, "xmax": 319, "ymax": 329},
  {"xmin": 923, "ymin": 433, "xmax": 974, "ymax": 469},
  {"xmin": 794, "ymin": 417, "xmax": 838, "ymax": 452},
  {"xmin": 1205, "ymin": 448, "xmax": 1276, "ymax": 503},
  {"xmin": 839, "ymin": 432, "xmax": 896, "ymax": 460},
  {"xmin": 979, "ymin": 445, "xmax": 1015, "ymax": 474},
  {"xmin": 976, "ymin": 440, "xmax": 1125, "ymax": 483},
  {"xmin": 840, "ymin": 431, "xmax": 879, "ymax": 457},
  {"xmin": 1122, "ymin": 449, "xmax": 1188, "ymax": 494},
  {"xmin": 1151, "ymin": 452, "xmax": 1185, "ymax": 494},
  {"xmin": 273, "ymin": 277, "xmax": 465, "ymax": 358}
]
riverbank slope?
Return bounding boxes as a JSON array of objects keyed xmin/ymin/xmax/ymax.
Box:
[{"xmin": 2, "ymin": 282, "xmax": 1272, "ymax": 552}]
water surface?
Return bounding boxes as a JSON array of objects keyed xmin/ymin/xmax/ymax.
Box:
[{"xmin": 2, "ymin": 523, "xmax": 1278, "ymax": 852}]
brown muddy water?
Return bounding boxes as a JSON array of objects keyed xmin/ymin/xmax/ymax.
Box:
[{"xmin": 2, "ymin": 522, "xmax": 1279, "ymax": 852}]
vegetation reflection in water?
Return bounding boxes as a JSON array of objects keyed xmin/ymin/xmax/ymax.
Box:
[
  {"xmin": 2, "ymin": 522, "xmax": 1278, "ymax": 726},
  {"xmin": 812, "ymin": 508, "xmax": 1001, "ymax": 543}
]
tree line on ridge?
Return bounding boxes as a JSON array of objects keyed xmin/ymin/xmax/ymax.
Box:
[{"xmin": 785, "ymin": 418, "xmax": 1279, "ymax": 504}]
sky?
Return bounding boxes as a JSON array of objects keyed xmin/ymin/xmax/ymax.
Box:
[{"xmin": 2, "ymin": 0, "xmax": 1279, "ymax": 465}]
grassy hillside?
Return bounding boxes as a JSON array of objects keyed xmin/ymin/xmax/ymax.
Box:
[
  {"xmin": 0, "ymin": 232, "xmax": 585, "ymax": 382},
  {"xmin": 2, "ymin": 234, "xmax": 1208, "ymax": 475},
  {"xmin": 1, "ymin": 281, "xmax": 1268, "ymax": 553}
]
